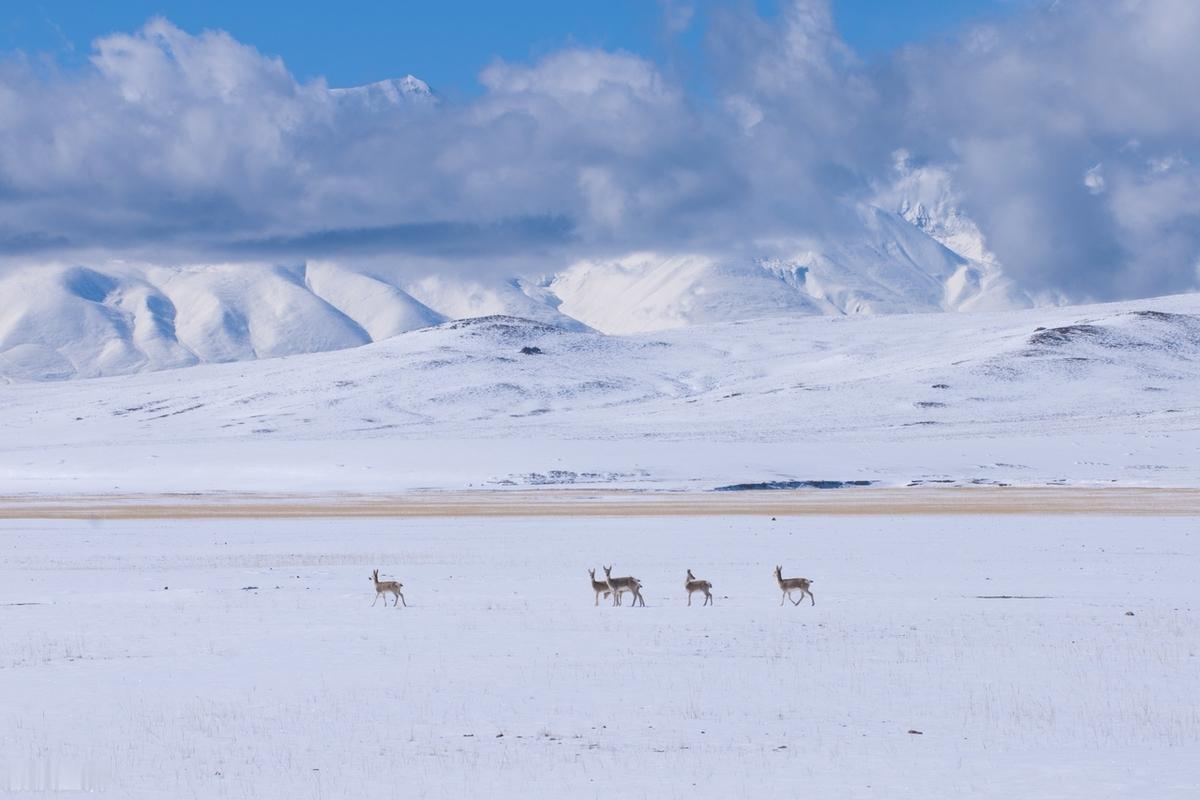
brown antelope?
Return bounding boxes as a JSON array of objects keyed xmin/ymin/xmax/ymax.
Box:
[
  {"xmin": 603, "ymin": 565, "xmax": 645, "ymax": 607},
  {"xmin": 685, "ymin": 569, "xmax": 713, "ymax": 606},
  {"xmin": 588, "ymin": 568, "xmax": 613, "ymax": 606},
  {"xmin": 371, "ymin": 568, "xmax": 406, "ymax": 607},
  {"xmin": 775, "ymin": 565, "xmax": 814, "ymax": 607}
]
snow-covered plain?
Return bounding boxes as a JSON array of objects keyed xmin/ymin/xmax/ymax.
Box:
[
  {"xmin": 1, "ymin": 514, "xmax": 1196, "ymax": 798},
  {"xmin": 2, "ymin": 293, "xmax": 1199, "ymax": 494}
]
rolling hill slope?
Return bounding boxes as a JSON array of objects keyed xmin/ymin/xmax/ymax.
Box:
[{"xmin": 2, "ymin": 293, "xmax": 1198, "ymax": 493}]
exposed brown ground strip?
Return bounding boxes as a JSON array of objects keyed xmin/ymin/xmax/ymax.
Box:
[{"xmin": 0, "ymin": 487, "xmax": 1197, "ymax": 519}]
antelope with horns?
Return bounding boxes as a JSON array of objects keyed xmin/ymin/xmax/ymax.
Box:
[
  {"xmin": 684, "ymin": 569, "xmax": 714, "ymax": 606},
  {"xmin": 588, "ymin": 568, "xmax": 614, "ymax": 606},
  {"xmin": 371, "ymin": 568, "xmax": 407, "ymax": 608},
  {"xmin": 774, "ymin": 565, "xmax": 814, "ymax": 607},
  {"xmin": 603, "ymin": 565, "xmax": 645, "ymax": 607}
]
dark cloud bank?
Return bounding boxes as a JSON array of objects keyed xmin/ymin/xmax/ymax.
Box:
[{"xmin": 0, "ymin": 0, "xmax": 1198, "ymax": 301}]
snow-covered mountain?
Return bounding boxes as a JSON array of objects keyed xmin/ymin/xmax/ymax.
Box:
[
  {"xmin": 329, "ymin": 74, "xmax": 434, "ymax": 108},
  {"xmin": 550, "ymin": 206, "xmax": 1029, "ymax": 333},
  {"xmin": 1, "ymin": 202, "xmax": 1042, "ymax": 381}
]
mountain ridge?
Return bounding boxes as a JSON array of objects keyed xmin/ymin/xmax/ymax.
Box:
[{"xmin": 3, "ymin": 204, "xmax": 1040, "ymax": 381}]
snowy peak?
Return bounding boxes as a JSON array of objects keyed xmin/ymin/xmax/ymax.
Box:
[
  {"xmin": 330, "ymin": 75, "xmax": 433, "ymax": 108},
  {"xmin": 876, "ymin": 151, "xmax": 997, "ymax": 265},
  {"xmin": 547, "ymin": 205, "xmax": 1031, "ymax": 333},
  {"xmin": 870, "ymin": 154, "xmax": 1038, "ymax": 313},
  {"xmin": 549, "ymin": 253, "xmax": 827, "ymax": 334}
]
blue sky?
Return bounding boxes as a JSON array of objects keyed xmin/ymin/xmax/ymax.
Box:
[{"xmin": 2, "ymin": 0, "xmax": 1009, "ymax": 92}]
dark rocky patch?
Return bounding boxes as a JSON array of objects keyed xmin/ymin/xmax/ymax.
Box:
[
  {"xmin": 503, "ymin": 469, "xmax": 648, "ymax": 486},
  {"xmin": 149, "ymin": 403, "xmax": 204, "ymax": 420},
  {"xmin": 510, "ymin": 408, "xmax": 550, "ymax": 417},
  {"xmin": 442, "ymin": 315, "xmax": 563, "ymax": 338},
  {"xmin": 1130, "ymin": 310, "xmax": 1192, "ymax": 323},
  {"xmin": 1028, "ymin": 324, "xmax": 1106, "ymax": 346},
  {"xmin": 1027, "ymin": 312, "xmax": 1200, "ymax": 355}
]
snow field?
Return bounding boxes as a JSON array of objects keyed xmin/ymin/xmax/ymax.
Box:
[
  {"xmin": 1, "ymin": 514, "xmax": 1197, "ymax": 798},
  {"xmin": 4, "ymin": 294, "xmax": 1200, "ymax": 495}
]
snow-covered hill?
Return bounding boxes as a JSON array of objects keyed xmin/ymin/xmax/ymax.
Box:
[
  {"xmin": 0, "ymin": 260, "xmax": 605, "ymax": 381},
  {"xmin": 0, "ymin": 202, "xmax": 1044, "ymax": 381},
  {"xmin": 2, "ymin": 293, "xmax": 1198, "ymax": 493}
]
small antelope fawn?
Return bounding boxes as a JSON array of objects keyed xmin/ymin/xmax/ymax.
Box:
[
  {"xmin": 774, "ymin": 565, "xmax": 814, "ymax": 607},
  {"xmin": 371, "ymin": 568, "xmax": 406, "ymax": 607},
  {"xmin": 684, "ymin": 569, "xmax": 713, "ymax": 606},
  {"xmin": 588, "ymin": 568, "xmax": 613, "ymax": 606},
  {"xmin": 603, "ymin": 565, "xmax": 645, "ymax": 607}
]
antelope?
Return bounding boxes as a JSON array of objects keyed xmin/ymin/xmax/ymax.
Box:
[
  {"xmin": 603, "ymin": 565, "xmax": 645, "ymax": 607},
  {"xmin": 371, "ymin": 568, "xmax": 406, "ymax": 607},
  {"xmin": 684, "ymin": 569, "xmax": 713, "ymax": 606},
  {"xmin": 775, "ymin": 565, "xmax": 814, "ymax": 607},
  {"xmin": 588, "ymin": 568, "xmax": 613, "ymax": 606}
]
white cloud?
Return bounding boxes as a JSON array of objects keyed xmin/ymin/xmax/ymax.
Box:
[
  {"xmin": 0, "ymin": 1, "xmax": 1198, "ymax": 301},
  {"xmin": 888, "ymin": 0, "xmax": 1200, "ymax": 297}
]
